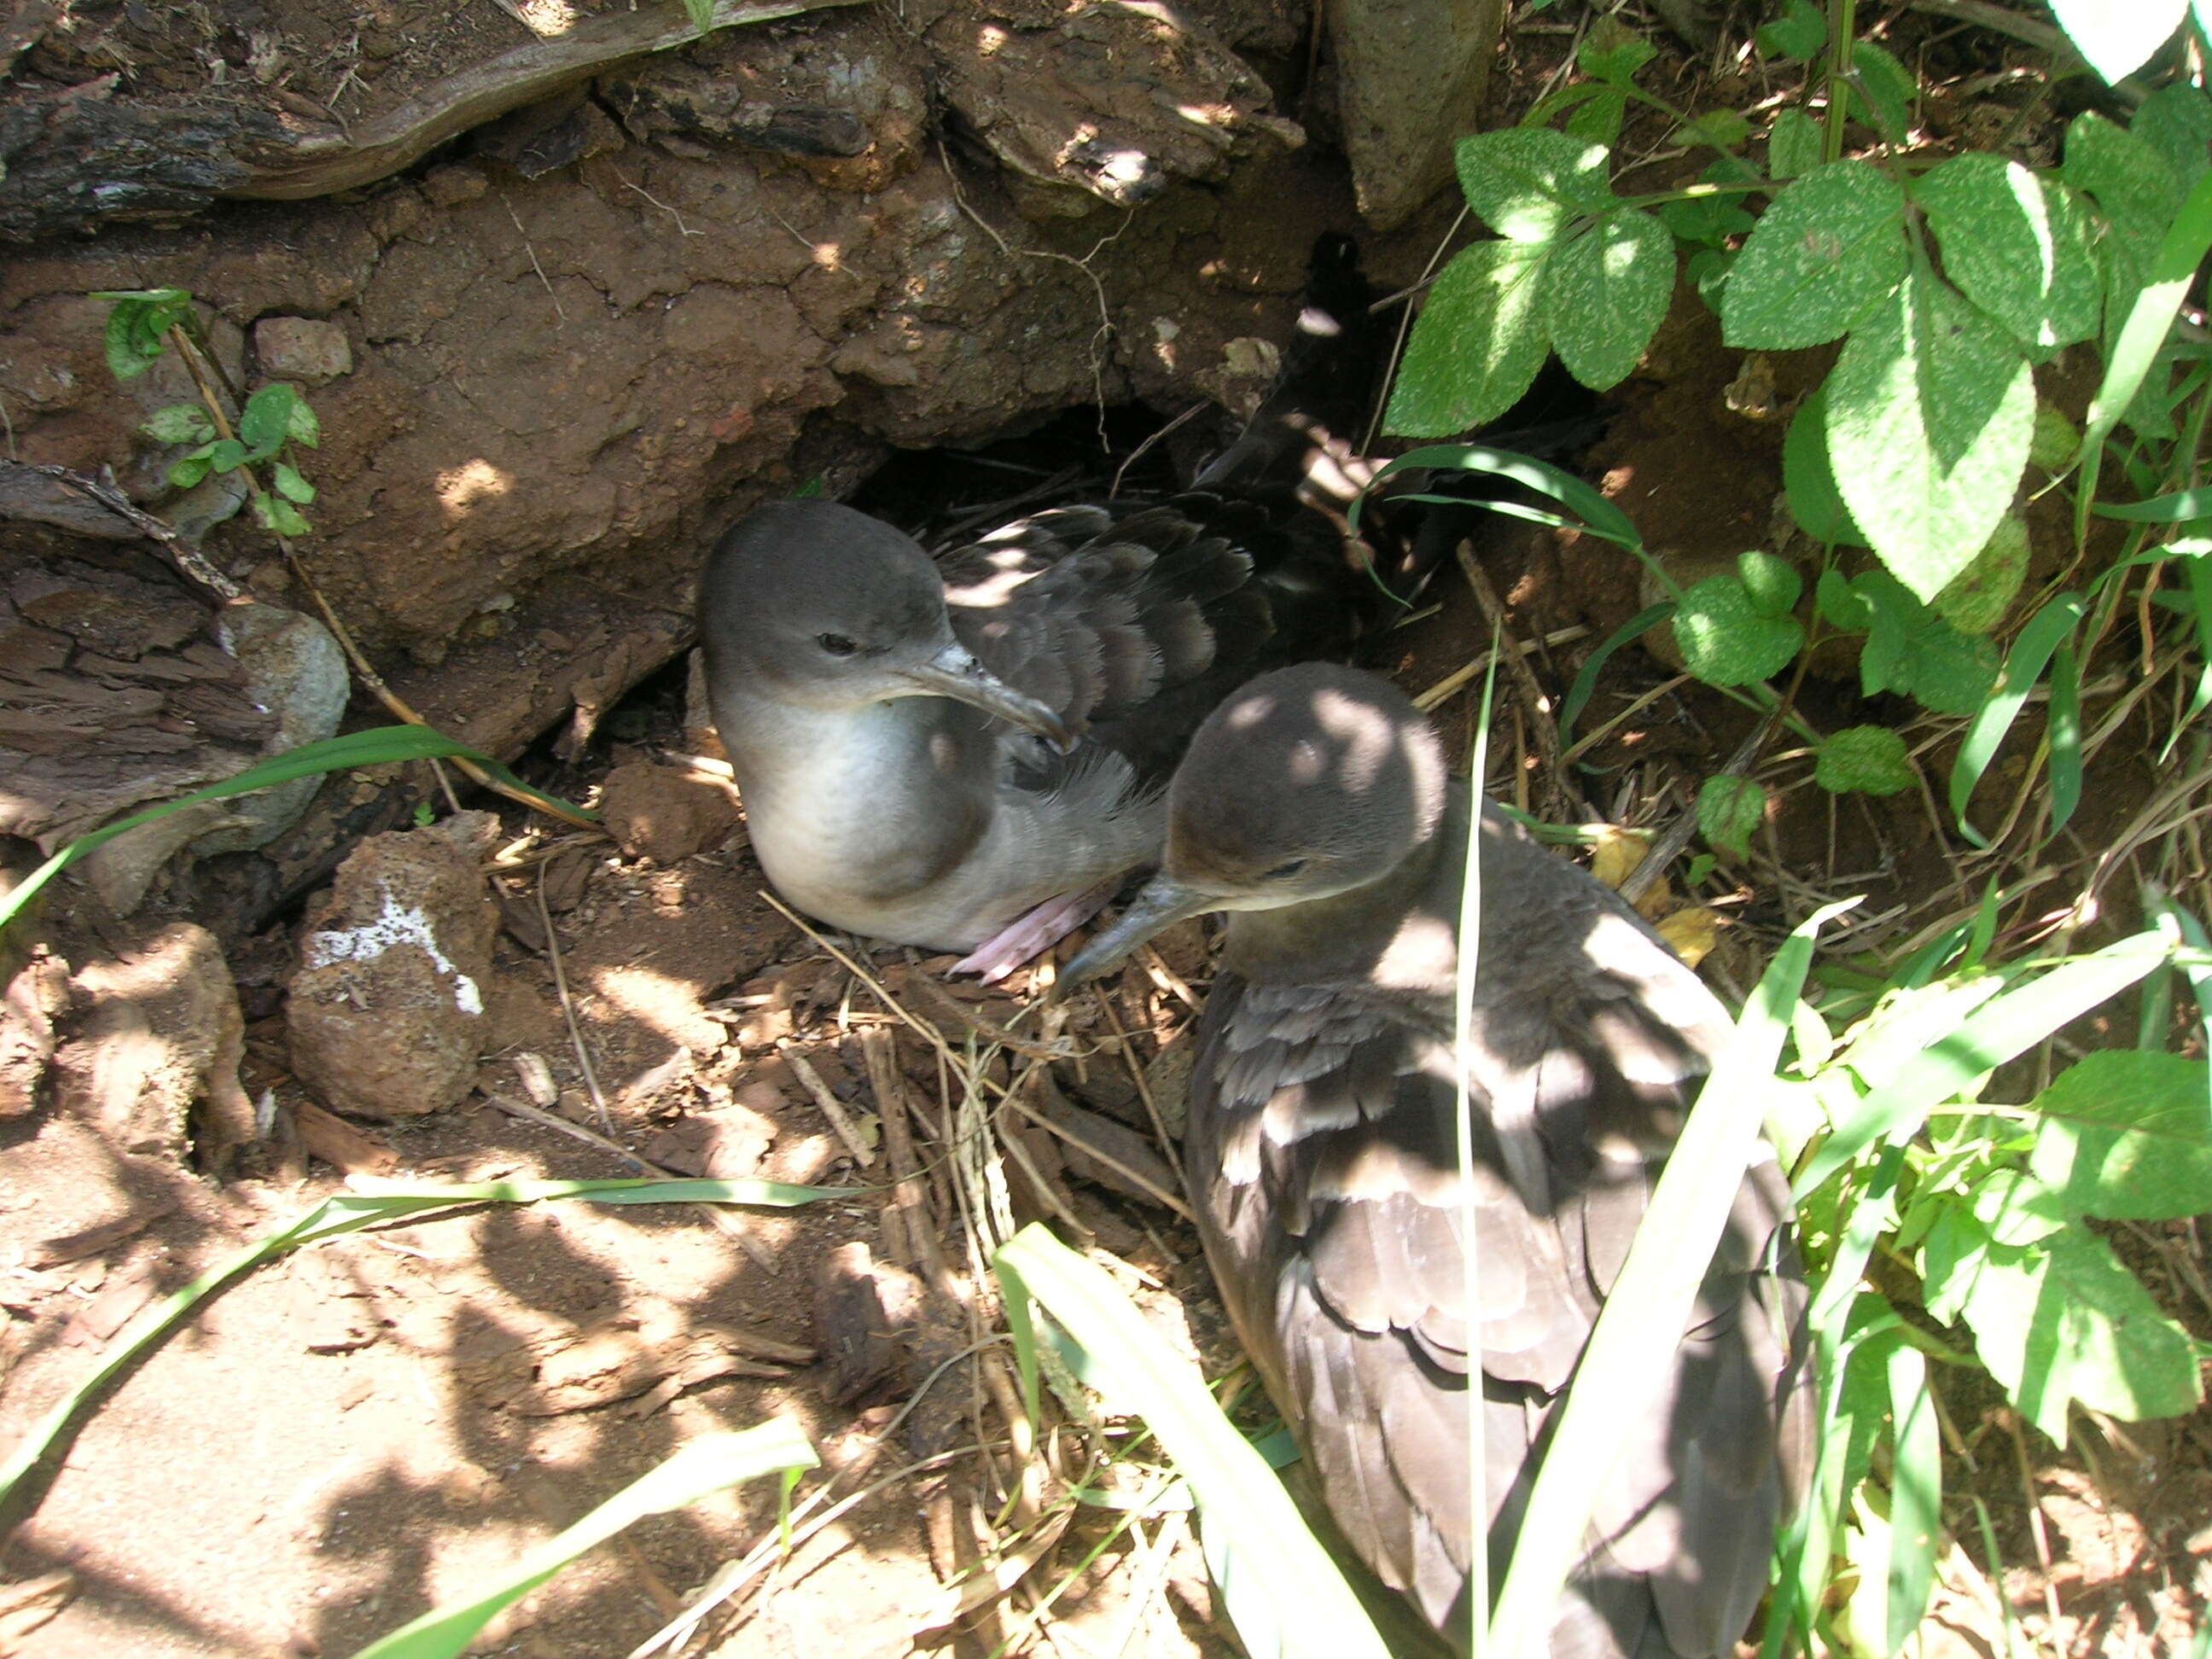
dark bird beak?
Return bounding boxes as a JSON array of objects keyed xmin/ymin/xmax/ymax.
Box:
[
  {"xmin": 900, "ymin": 644, "xmax": 1074, "ymax": 750},
  {"xmin": 1056, "ymin": 874, "xmax": 1217, "ymax": 994}
]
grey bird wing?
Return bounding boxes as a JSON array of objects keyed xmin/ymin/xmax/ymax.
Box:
[
  {"xmin": 939, "ymin": 503, "xmax": 1262, "ymax": 736},
  {"xmin": 1187, "ymin": 914, "xmax": 1812, "ymax": 1656}
]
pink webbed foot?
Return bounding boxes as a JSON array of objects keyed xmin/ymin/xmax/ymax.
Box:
[{"xmin": 949, "ymin": 877, "xmax": 1121, "ymax": 983}]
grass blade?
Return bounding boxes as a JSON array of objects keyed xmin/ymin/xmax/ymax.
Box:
[
  {"xmin": 1884, "ymin": 1344, "xmax": 1940, "ymax": 1654},
  {"xmin": 1487, "ymin": 898, "xmax": 1858, "ymax": 1657},
  {"xmin": 0, "ymin": 725, "xmax": 593, "ymax": 935},
  {"xmin": 0, "ymin": 1179, "xmax": 844, "ymax": 1511},
  {"xmin": 1947, "ymin": 594, "xmax": 2083, "ymax": 846},
  {"xmin": 2043, "ymin": 641, "xmax": 2083, "ymax": 842},
  {"xmin": 2077, "ymin": 170, "xmax": 2212, "ymax": 469},
  {"xmin": 1558, "ymin": 603, "xmax": 1674, "ymax": 748},
  {"xmin": 346, "ymin": 1419, "xmax": 818, "ymax": 1659},
  {"xmin": 993, "ymin": 1225, "xmax": 1391, "ymax": 1659},
  {"xmin": 1350, "ymin": 444, "xmax": 1644, "ymax": 551}
]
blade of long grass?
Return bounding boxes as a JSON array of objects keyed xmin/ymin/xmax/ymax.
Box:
[
  {"xmin": 1487, "ymin": 899, "xmax": 1858, "ymax": 1659},
  {"xmin": 1793, "ymin": 931, "xmax": 2171, "ymax": 1194},
  {"xmin": 0, "ymin": 1178, "xmax": 842, "ymax": 1510},
  {"xmin": 1558, "ymin": 603, "xmax": 1674, "ymax": 748},
  {"xmin": 346, "ymin": 1419, "xmax": 818, "ymax": 1659},
  {"xmin": 1948, "ymin": 595, "xmax": 2083, "ymax": 847},
  {"xmin": 2043, "ymin": 642, "xmax": 2083, "ymax": 842},
  {"xmin": 994, "ymin": 1225, "xmax": 1391, "ymax": 1659},
  {"xmin": 1883, "ymin": 1344, "xmax": 1940, "ymax": 1654},
  {"xmin": 0, "ymin": 726, "xmax": 592, "ymax": 934},
  {"xmin": 1348, "ymin": 444, "xmax": 1644, "ymax": 550},
  {"xmin": 2172, "ymin": 554, "xmax": 2212, "ymax": 754},
  {"xmin": 2076, "ymin": 169, "xmax": 2212, "ymax": 473},
  {"xmin": 1457, "ymin": 631, "xmax": 1503, "ymax": 1656}
]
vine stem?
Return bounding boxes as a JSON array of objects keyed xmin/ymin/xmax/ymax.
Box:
[{"xmin": 166, "ymin": 323, "xmax": 598, "ymax": 830}]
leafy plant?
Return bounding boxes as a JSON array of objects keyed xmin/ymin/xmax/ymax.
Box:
[{"xmin": 94, "ymin": 287, "xmax": 323, "ymax": 537}]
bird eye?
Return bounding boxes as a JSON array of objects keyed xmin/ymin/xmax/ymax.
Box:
[
  {"xmin": 816, "ymin": 632, "xmax": 859, "ymax": 657},
  {"xmin": 1263, "ymin": 859, "xmax": 1307, "ymax": 880}
]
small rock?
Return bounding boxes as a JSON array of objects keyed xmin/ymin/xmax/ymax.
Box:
[
  {"xmin": 0, "ymin": 952, "xmax": 67, "ymax": 1119},
  {"xmin": 598, "ymin": 762, "xmax": 742, "ymax": 864},
  {"xmin": 53, "ymin": 923, "xmax": 254, "ymax": 1160},
  {"xmin": 286, "ymin": 819, "xmax": 499, "ymax": 1120},
  {"xmin": 252, "ymin": 317, "xmax": 352, "ymax": 384}
]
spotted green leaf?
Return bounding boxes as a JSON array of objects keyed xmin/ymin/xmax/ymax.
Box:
[
  {"xmin": 1542, "ymin": 210, "xmax": 1674, "ymax": 389},
  {"xmin": 1697, "ymin": 774, "xmax": 1766, "ymax": 858},
  {"xmin": 1674, "ymin": 572, "xmax": 1802, "ymax": 684},
  {"xmin": 1825, "ymin": 271, "xmax": 2035, "ymax": 601},
  {"xmin": 1453, "ymin": 127, "xmax": 1615, "ymax": 241},
  {"xmin": 2027, "ymin": 1051, "xmax": 2212, "ymax": 1220},
  {"xmin": 1914, "ymin": 155, "xmax": 2100, "ymax": 356},
  {"xmin": 1768, "ymin": 108, "xmax": 1824, "ymax": 179},
  {"xmin": 1383, "ymin": 239, "xmax": 1552, "ymax": 437},
  {"xmin": 1720, "ymin": 160, "xmax": 1905, "ymax": 350},
  {"xmin": 1934, "ymin": 515, "xmax": 2029, "ymax": 635},
  {"xmin": 1814, "ymin": 726, "xmax": 1912, "ymax": 795}
]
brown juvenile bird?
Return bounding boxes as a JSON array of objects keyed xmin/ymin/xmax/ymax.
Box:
[{"xmin": 1061, "ymin": 662, "xmax": 1814, "ymax": 1656}]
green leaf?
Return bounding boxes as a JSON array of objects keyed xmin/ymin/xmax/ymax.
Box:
[
  {"xmin": 206, "ymin": 437, "xmax": 249, "ymax": 473},
  {"xmin": 142, "ymin": 404, "xmax": 217, "ymax": 445},
  {"xmin": 1454, "ymin": 127, "xmax": 1615, "ymax": 240},
  {"xmin": 1783, "ymin": 387, "xmax": 1868, "ymax": 545},
  {"xmin": 1697, "ymin": 774, "xmax": 1766, "ymax": 857},
  {"xmin": 1845, "ymin": 41, "xmax": 1915, "ymax": 143},
  {"xmin": 253, "ymin": 493, "xmax": 313, "ymax": 538},
  {"xmin": 1914, "ymin": 155, "xmax": 2101, "ymax": 355},
  {"xmin": 352, "ymin": 1421, "xmax": 818, "ymax": 1659},
  {"xmin": 1382, "ymin": 240, "xmax": 1552, "ymax": 437},
  {"xmin": 1542, "ymin": 210, "xmax": 1674, "ymax": 389},
  {"xmin": 2062, "ymin": 110, "xmax": 2184, "ymax": 293},
  {"xmin": 287, "ymin": 393, "xmax": 323, "ymax": 449},
  {"xmin": 166, "ymin": 454, "xmax": 214, "ymax": 491},
  {"xmin": 1674, "ymin": 572, "xmax": 1803, "ymax": 684},
  {"xmin": 1851, "ymin": 570, "xmax": 2001, "ymax": 714},
  {"xmin": 239, "ymin": 382, "xmax": 297, "ymax": 460},
  {"xmin": 102, "ymin": 304, "xmax": 162, "ymax": 380},
  {"xmin": 1815, "ymin": 725, "xmax": 1912, "ymax": 795},
  {"xmin": 1654, "ymin": 191, "xmax": 1753, "ymax": 246},
  {"xmin": 1934, "ymin": 515, "xmax": 2029, "ymax": 635},
  {"xmin": 2029, "ymin": 403, "xmax": 2080, "ymax": 469},
  {"xmin": 1737, "ymin": 548, "xmax": 1802, "ymax": 614},
  {"xmin": 1565, "ymin": 89, "xmax": 1627, "ymax": 146},
  {"xmin": 1952, "ymin": 1225, "xmax": 2202, "ymax": 1442},
  {"xmin": 271, "ymin": 460, "xmax": 317, "ymax": 504},
  {"xmin": 2133, "ymin": 83, "xmax": 2212, "ymax": 192},
  {"xmin": 1577, "ymin": 13, "xmax": 1655, "ymax": 84},
  {"xmin": 1755, "ymin": 0, "xmax": 1825, "ymax": 61},
  {"xmin": 1676, "ymin": 109, "xmax": 1752, "ymax": 150},
  {"xmin": 1825, "ymin": 271, "xmax": 2035, "ymax": 602},
  {"xmin": 1817, "ymin": 566, "xmax": 1871, "ymax": 630},
  {"xmin": 1768, "ymin": 108, "xmax": 1824, "ymax": 179},
  {"xmin": 2048, "ymin": 0, "xmax": 2186, "ymax": 85},
  {"xmin": 2081, "ymin": 167, "xmax": 2212, "ymax": 471},
  {"xmin": 2027, "ymin": 1051, "xmax": 2212, "ymax": 1219},
  {"xmin": 681, "ymin": 0, "xmax": 714, "ymax": 29},
  {"xmin": 1720, "ymin": 161, "xmax": 1906, "ymax": 350}
]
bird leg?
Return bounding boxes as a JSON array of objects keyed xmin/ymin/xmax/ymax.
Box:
[{"xmin": 949, "ymin": 877, "xmax": 1121, "ymax": 983}]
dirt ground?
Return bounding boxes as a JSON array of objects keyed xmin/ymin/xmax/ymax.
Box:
[{"xmin": 2, "ymin": 4, "xmax": 2209, "ymax": 1659}]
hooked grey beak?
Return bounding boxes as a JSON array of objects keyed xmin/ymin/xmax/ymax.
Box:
[
  {"xmin": 1056, "ymin": 874, "xmax": 1218, "ymax": 994},
  {"xmin": 900, "ymin": 643, "xmax": 1074, "ymax": 750}
]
